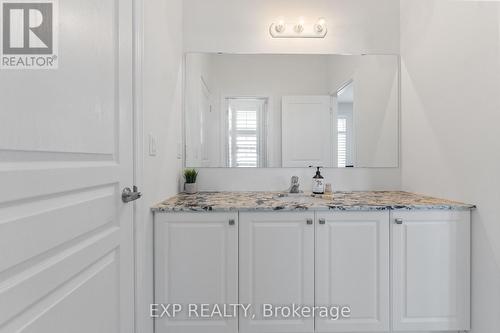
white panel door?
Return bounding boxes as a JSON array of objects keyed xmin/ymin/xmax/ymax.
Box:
[
  {"xmin": 239, "ymin": 212, "xmax": 314, "ymax": 333},
  {"xmin": 282, "ymin": 96, "xmax": 332, "ymax": 167},
  {"xmin": 154, "ymin": 212, "xmax": 238, "ymax": 333},
  {"xmin": 391, "ymin": 210, "xmax": 470, "ymax": 331},
  {"xmin": 0, "ymin": 1, "xmax": 135, "ymax": 332},
  {"xmin": 315, "ymin": 211, "xmax": 390, "ymax": 332}
]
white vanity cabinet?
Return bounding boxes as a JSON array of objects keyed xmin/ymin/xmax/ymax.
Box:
[
  {"xmin": 391, "ymin": 210, "xmax": 470, "ymax": 332},
  {"xmin": 239, "ymin": 212, "xmax": 315, "ymax": 333},
  {"xmin": 154, "ymin": 212, "xmax": 238, "ymax": 333},
  {"xmin": 154, "ymin": 208, "xmax": 471, "ymax": 333},
  {"xmin": 315, "ymin": 211, "xmax": 390, "ymax": 332}
]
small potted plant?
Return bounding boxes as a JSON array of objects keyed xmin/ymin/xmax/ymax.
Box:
[{"xmin": 183, "ymin": 168, "xmax": 199, "ymax": 194}]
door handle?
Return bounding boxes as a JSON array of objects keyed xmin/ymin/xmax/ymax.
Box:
[
  {"xmin": 319, "ymin": 218, "xmax": 326, "ymax": 225},
  {"xmin": 229, "ymin": 219, "xmax": 235, "ymax": 226},
  {"xmin": 394, "ymin": 218, "xmax": 403, "ymax": 225},
  {"xmin": 122, "ymin": 186, "xmax": 142, "ymax": 203},
  {"xmin": 306, "ymin": 218, "xmax": 313, "ymax": 225}
]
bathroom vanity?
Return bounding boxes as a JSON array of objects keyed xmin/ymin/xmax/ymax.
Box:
[{"xmin": 152, "ymin": 191, "xmax": 474, "ymax": 333}]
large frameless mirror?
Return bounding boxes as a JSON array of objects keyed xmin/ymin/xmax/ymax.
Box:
[{"xmin": 184, "ymin": 53, "xmax": 399, "ymax": 168}]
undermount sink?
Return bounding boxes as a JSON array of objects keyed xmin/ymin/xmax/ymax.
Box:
[{"xmin": 273, "ymin": 193, "xmax": 327, "ymax": 204}]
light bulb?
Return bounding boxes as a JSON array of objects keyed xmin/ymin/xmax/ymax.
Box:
[
  {"xmin": 314, "ymin": 18, "xmax": 326, "ymax": 33},
  {"xmin": 295, "ymin": 17, "xmax": 305, "ymax": 33},
  {"xmin": 274, "ymin": 17, "xmax": 285, "ymax": 33}
]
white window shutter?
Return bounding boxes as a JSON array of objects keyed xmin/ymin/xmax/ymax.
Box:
[{"xmin": 227, "ymin": 98, "xmax": 267, "ymax": 167}]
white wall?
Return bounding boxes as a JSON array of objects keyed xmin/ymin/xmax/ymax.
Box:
[
  {"xmin": 184, "ymin": 0, "xmax": 400, "ymax": 54},
  {"xmin": 136, "ymin": 0, "xmax": 184, "ymax": 331},
  {"xmin": 195, "ymin": 167, "xmax": 401, "ymax": 192},
  {"xmin": 400, "ymin": 1, "xmax": 500, "ymax": 332},
  {"xmin": 182, "ymin": 0, "xmax": 401, "ymax": 191}
]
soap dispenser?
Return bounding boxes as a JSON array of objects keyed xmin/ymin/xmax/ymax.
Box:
[{"xmin": 311, "ymin": 166, "xmax": 325, "ymax": 194}]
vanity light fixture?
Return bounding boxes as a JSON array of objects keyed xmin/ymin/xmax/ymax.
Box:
[{"xmin": 270, "ymin": 17, "xmax": 327, "ymax": 38}]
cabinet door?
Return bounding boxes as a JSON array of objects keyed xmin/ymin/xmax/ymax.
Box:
[
  {"xmin": 239, "ymin": 212, "xmax": 315, "ymax": 333},
  {"xmin": 315, "ymin": 211, "xmax": 390, "ymax": 332},
  {"xmin": 391, "ymin": 210, "xmax": 470, "ymax": 331},
  {"xmin": 155, "ymin": 212, "xmax": 238, "ymax": 333}
]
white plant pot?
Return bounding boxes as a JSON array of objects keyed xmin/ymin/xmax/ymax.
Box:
[{"xmin": 184, "ymin": 183, "xmax": 197, "ymax": 194}]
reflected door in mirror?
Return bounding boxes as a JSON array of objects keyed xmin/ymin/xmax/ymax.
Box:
[
  {"xmin": 226, "ymin": 98, "xmax": 268, "ymax": 167},
  {"xmin": 282, "ymin": 96, "xmax": 332, "ymax": 167}
]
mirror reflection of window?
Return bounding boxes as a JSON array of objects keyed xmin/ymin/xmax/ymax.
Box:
[
  {"xmin": 337, "ymin": 81, "xmax": 354, "ymax": 167},
  {"xmin": 226, "ymin": 98, "xmax": 267, "ymax": 168},
  {"xmin": 337, "ymin": 117, "xmax": 348, "ymax": 167}
]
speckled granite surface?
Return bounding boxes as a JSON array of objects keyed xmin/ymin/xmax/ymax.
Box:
[{"xmin": 152, "ymin": 191, "xmax": 475, "ymax": 212}]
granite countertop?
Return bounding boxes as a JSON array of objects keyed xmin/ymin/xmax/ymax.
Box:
[{"xmin": 152, "ymin": 191, "xmax": 475, "ymax": 213}]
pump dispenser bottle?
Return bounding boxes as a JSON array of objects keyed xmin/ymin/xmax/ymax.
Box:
[{"xmin": 311, "ymin": 166, "xmax": 325, "ymax": 194}]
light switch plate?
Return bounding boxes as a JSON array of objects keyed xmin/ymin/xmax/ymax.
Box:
[{"xmin": 149, "ymin": 133, "xmax": 157, "ymax": 156}]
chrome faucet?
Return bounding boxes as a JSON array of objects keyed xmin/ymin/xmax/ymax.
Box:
[{"xmin": 289, "ymin": 176, "xmax": 300, "ymax": 193}]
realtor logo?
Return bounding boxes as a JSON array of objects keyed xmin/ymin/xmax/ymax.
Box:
[{"xmin": 1, "ymin": 0, "xmax": 58, "ymax": 69}]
